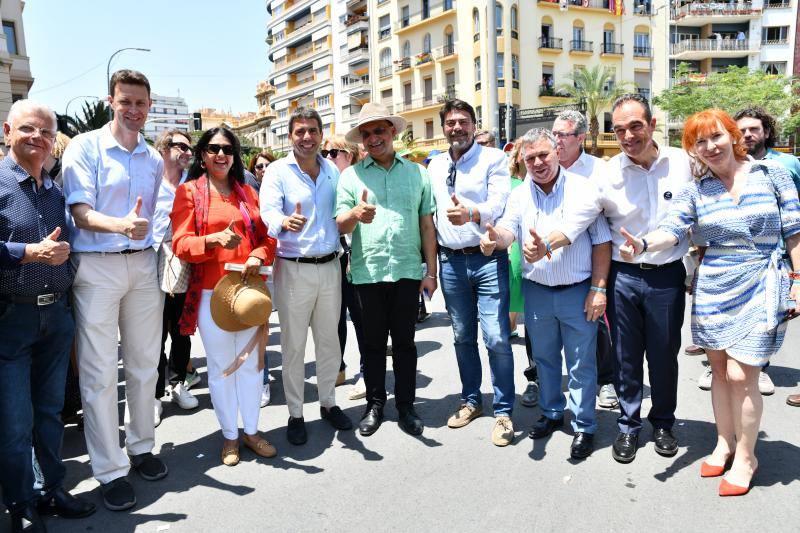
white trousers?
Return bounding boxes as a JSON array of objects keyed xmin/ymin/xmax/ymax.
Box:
[
  {"xmin": 273, "ymin": 257, "xmax": 342, "ymax": 418},
  {"xmin": 197, "ymin": 290, "xmax": 263, "ymax": 440},
  {"xmin": 72, "ymin": 249, "xmax": 164, "ymax": 484}
]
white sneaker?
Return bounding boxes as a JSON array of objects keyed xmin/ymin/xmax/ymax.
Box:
[
  {"xmin": 171, "ymin": 382, "xmax": 199, "ymax": 410},
  {"xmin": 598, "ymin": 383, "xmax": 620, "ymax": 409},
  {"xmin": 698, "ymin": 366, "xmax": 713, "ymax": 391},
  {"xmin": 758, "ymin": 371, "xmax": 775, "ymax": 396},
  {"xmin": 348, "ymin": 373, "xmax": 366, "ymax": 400},
  {"xmin": 520, "ymin": 381, "xmax": 539, "ymax": 407},
  {"xmin": 260, "ymin": 383, "xmax": 271, "ymax": 408},
  {"xmin": 154, "ymin": 400, "xmax": 163, "ymax": 427}
]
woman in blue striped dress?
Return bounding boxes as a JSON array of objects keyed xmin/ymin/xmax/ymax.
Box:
[{"xmin": 616, "ymin": 109, "xmax": 800, "ymax": 497}]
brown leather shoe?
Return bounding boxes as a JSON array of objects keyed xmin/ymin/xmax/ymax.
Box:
[
  {"xmin": 221, "ymin": 440, "xmax": 240, "ymax": 466},
  {"xmin": 787, "ymin": 393, "xmax": 800, "ymax": 407},
  {"xmin": 684, "ymin": 344, "xmax": 705, "ymax": 355},
  {"xmin": 243, "ymin": 434, "xmax": 277, "ymax": 458}
]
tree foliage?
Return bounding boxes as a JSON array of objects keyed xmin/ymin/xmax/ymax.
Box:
[
  {"xmin": 57, "ymin": 101, "xmax": 110, "ymax": 137},
  {"xmin": 653, "ymin": 64, "xmax": 800, "ymax": 134}
]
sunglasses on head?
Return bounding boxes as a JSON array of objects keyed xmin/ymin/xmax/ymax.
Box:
[
  {"xmin": 205, "ymin": 144, "xmax": 235, "ymax": 156},
  {"xmin": 446, "ymin": 161, "xmax": 457, "ymax": 188},
  {"xmin": 321, "ymin": 148, "xmax": 348, "ymax": 159},
  {"xmin": 169, "ymin": 141, "xmax": 192, "ymax": 153}
]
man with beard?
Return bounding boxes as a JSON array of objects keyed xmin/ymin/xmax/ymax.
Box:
[
  {"xmin": 63, "ymin": 69, "xmax": 167, "ymax": 511},
  {"xmin": 427, "ymin": 100, "xmax": 515, "ymax": 446},
  {"xmin": 336, "ymin": 103, "xmax": 437, "ymax": 437}
]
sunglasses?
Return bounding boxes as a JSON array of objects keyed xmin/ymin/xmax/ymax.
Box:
[
  {"xmin": 446, "ymin": 162, "xmax": 457, "ymax": 188},
  {"xmin": 552, "ymin": 131, "xmax": 579, "ymax": 139},
  {"xmin": 205, "ymin": 144, "xmax": 235, "ymax": 156},
  {"xmin": 321, "ymin": 148, "xmax": 348, "ymax": 159},
  {"xmin": 169, "ymin": 142, "xmax": 192, "ymax": 153},
  {"xmin": 360, "ymin": 126, "xmax": 388, "ymax": 140},
  {"xmin": 254, "ymin": 163, "xmax": 269, "ymax": 170}
]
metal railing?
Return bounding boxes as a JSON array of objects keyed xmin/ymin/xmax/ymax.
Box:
[
  {"xmin": 764, "ymin": 0, "xmax": 791, "ymax": 7},
  {"xmin": 433, "ymin": 43, "xmax": 456, "ymax": 59},
  {"xmin": 379, "ymin": 66, "xmax": 392, "ymax": 78},
  {"xmin": 539, "ymin": 85, "xmax": 571, "ymax": 97},
  {"xmin": 341, "ymin": 74, "xmax": 369, "ymax": 90},
  {"xmin": 570, "ymin": 40, "xmax": 593, "ymax": 53},
  {"xmin": 394, "ymin": 57, "xmax": 411, "ymax": 71},
  {"xmin": 670, "ymin": 2, "xmax": 758, "ymax": 21},
  {"xmin": 670, "ymin": 38, "xmax": 752, "ymax": 54},
  {"xmin": 601, "ymin": 43, "xmax": 624, "ymax": 54},
  {"xmin": 633, "ymin": 46, "xmax": 652, "ymax": 57},
  {"xmin": 538, "ymin": 37, "xmax": 563, "ymax": 50},
  {"xmin": 393, "ymin": 0, "xmax": 456, "ymax": 31}
]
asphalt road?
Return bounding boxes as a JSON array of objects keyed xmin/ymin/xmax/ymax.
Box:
[{"xmin": 14, "ymin": 291, "xmax": 800, "ymax": 532}]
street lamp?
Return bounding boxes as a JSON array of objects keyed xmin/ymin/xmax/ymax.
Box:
[
  {"xmin": 65, "ymin": 95, "xmax": 100, "ymax": 118},
  {"xmin": 106, "ymin": 47, "xmax": 151, "ymax": 119}
]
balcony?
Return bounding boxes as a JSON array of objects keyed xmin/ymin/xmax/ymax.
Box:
[
  {"xmin": 344, "ymin": 45, "xmax": 370, "ymax": 64},
  {"xmin": 538, "ymin": 37, "xmax": 563, "ymax": 52},
  {"xmin": 415, "ymin": 52, "xmax": 433, "ymax": 66},
  {"xmin": 636, "ymin": 88, "xmax": 651, "ymax": 99},
  {"xmin": 601, "ymin": 42, "xmax": 624, "ymax": 56},
  {"xmin": 669, "ymin": 2, "xmax": 761, "ymax": 26},
  {"xmin": 394, "ymin": 57, "xmax": 412, "ymax": 72},
  {"xmin": 569, "ymin": 40, "xmax": 593, "ymax": 54},
  {"xmin": 433, "ymin": 43, "xmax": 457, "ymax": 60},
  {"xmin": 395, "ymin": 90, "xmax": 458, "ymax": 114},
  {"xmin": 539, "ymin": 85, "xmax": 571, "ymax": 98},
  {"xmin": 379, "ymin": 66, "xmax": 392, "ymax": 79},
  {"xmin": 764, "ymin": 0, "xmax": 791, "ymax": 7},
  {"xmin": 394, "ymin": 1, "xmax": 456, "ymax": 34},
  {"xmin": 670, "ymin": 38, "xmax": 758, "ymax": 59},
  {"xmin": 633, "ymin": 45, "xmax": 652, "ymax": 58},
  {"xmin": 378, "ymin": 27, "xmax": 391, "ymax": 40},
  {"xmin": 341, "ymin": 74, "xmax": 370, "ymax": 95},
  {"xmin": 345, "ymin": 14, "xmax": 369, "ymax": 34}
]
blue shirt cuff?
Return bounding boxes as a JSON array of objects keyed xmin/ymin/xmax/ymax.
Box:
[{"xmin": 1, "ymin": 242, "xmax": 27, "ymax": 268}]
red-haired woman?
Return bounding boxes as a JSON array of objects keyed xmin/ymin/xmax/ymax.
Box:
[{"xmin": 617, "ymin": 109, "xmax": 800, "ymax": 496}]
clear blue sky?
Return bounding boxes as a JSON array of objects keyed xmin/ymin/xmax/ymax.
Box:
[{"xmin": 25, "ymin": 0, "xmax": 270, "ymax": 116}]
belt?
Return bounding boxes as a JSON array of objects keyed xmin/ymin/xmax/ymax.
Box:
[
  {"xmin": 1, "ymin": 292, "xmax": 64, "ymax": 306},
  {"xmin": 614, "ymin": 259, "xmax": 682, "ymax": 270},
  {"xmin": 118, "ymin": 249, "xmax": 145, "ymax": 255},
  {"xmin": 441, "ymin": 245, "xmax": 482, "ymax": 255},
  {"xmin": 281, "ymin": 252, "xmax": 338, "ymax": 264},
  {"xmin": 532, "ymin": 280, "xmax": 585, "ymax": 290}
]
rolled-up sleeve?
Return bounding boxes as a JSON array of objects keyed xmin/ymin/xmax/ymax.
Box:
[
  {"xmin": 418, "ymin": 166, "xmax": 435, "ymax": 216},
  {"xmin": 62, "ymin": 137, "xmax": 98, "ymax": 208},
  {"xmin": 496, "ymin": 186, "xmax": 523, "ymax": 244},
  {"xmin": 561, "ymin": 186, "xmax": 603, "ymax": 244},
  {"xmin": 335, "ymin": 167, "xmax": 357, "ymax": 217},
  {"xmin": 475, "ymin": 151, "xmax": 510, "ymax": 230},
  {"xmin": 770, "ymin": 164, "xmax": 800, "ymax": 240},
  {"xmin": 588, "ymin": 213, "xmax": 612, "ymax": 245},
  {"xmin": 0, "ymin": 241, "xmax": 26, "ymax": 268},
  {"xmin": 259, "ymin": 165, "xmax": 287, "ymax": 239}
]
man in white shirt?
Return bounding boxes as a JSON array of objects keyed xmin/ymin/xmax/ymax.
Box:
[
  {"xmin": 528, "ymin": 94, "xmax": 693, "ymax": 464},
  {"xmin": 427, "ymin": 100, "xmax": 514, "ymax": 447},
  {"xmin": 552, "ymin": 110, "xmax": 618, "ymax": 410}
]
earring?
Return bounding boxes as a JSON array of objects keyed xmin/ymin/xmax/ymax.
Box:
[{"xmin": 732, "ymin": 141, "xmax": 737, "ymax": 145}]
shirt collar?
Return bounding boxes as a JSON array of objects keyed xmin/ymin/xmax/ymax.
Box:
[
  {"xmin": 529, "ymin": 167, "xmax": 564, "ymax": 196},
  {"xmin": 448, "ymin": 140, "xmax": 479, "ymax": 165},
  {"xmin": 99, "ymin": 123, "xmax": 149, "ymax": 154},
  {"xmin": 619, "ymin": 141, "xmax": 665, "ymax": 171},
  {"xmin": 362, "ymin": 152, "xmax": 406, "ymax": 170},
  {"xmin": 4, "ymin": 155, "xmax": 53, "ymax": 189},
  {"xmin": 285, "ymin": 150, "xmax": 329, "ymax": 174}
]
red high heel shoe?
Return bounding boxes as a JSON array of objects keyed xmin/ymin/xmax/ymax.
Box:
[
  {"xmin": 719, "ymin": 469, "xmax": 757, "ymax": 497},
  {"xmin": 700, "ymin": 455, "xmax": 733, "ymax": 478}
]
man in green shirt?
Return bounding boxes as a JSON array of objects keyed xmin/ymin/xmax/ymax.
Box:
[{"xmin": 336, "ymin": 103, "xmax": 438, "ymax": 437}]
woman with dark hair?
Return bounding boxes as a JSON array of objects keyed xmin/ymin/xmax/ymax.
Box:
[
  {"xmin": 619, "ymin": 109, "xmax": 800, "ymax": 496},
  {"xmin": 171, "ymin": 128, "xmax": 278, "ymax": 465},
  {"xmin": 245, "ymin": 150, "xmax": 277, "ymax": 193}
]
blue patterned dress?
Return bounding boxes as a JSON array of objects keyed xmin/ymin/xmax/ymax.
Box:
[{"xmin": 659, "ymin": 160, "xmax": 800, "ymax": 366}]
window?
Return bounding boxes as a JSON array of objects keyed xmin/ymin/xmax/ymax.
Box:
[
  {"xmin": 444, "ymin": 0, "xmax": 453, "ymax": 9},
  {"xmin": 278, "ymin": 109, "xmax": 288, "ymax": 119},
  {"xmin": 423, "ymin": 0, "xmax": 430, "ymax": 19},
  {"xmin": 603, "ymin": 67, "xmax": 616, "ymax": 92},
  {"xmin": 3, "ymin": 22, "xmax": 17, "ymax": 55},
  {"xmin": 496, "ymin": 3, "xmax": 503, "ymax": 36},
  {"xmin": 762, "ymin": 26, "xmax": 789, "ymax": 43},
  {"xmin": 762, "ymin": 61, "xmax": 787, "ymax": 75},
  {"xmin": 634, "ymin": 32, "xmax": 650, "ymax": 56},
  {"xmin": 474, "ymin": 57, "xmax": 481, "ymax": 82},
  {"xmin": 401, "ymin": 6, "xmax": 410, "ymax": 27},
  {"xmin": 497, "ymin": 53, "xmax": 504, "ymax": 87},
  {"xmin": 473, "ymin": 8, "xmax": 480, "ymax": 36},
  {"xmin": 476, "ymin": 106, "xmax": 483, "ymax": 128},
  {"xmin": 379, "ymin": 48, "xmax": 392, "ymax": 78},
  {"xmin": 573, "ymin": 26, "xmax": 584, "ymax": 43},
  {"xmin": 402, "ymin": 40, "xmax": 411, "ymax": 58},
  {"xmin": 511, "ymin": 54, "xmax": 519, "ymax": 80},
  {"xmin": 425, "ymin": 120, "xmax": 434, "ymax": 139},
  {"xmin": 510, "ymin": 6, "xmax": 519, "ymax": 39},
  {"xmin": 403, "ymin": 82, "xmax": 412, "ymax": 105},
  {"xmin": 379, "ymin": 15, "xmax": 391, "ymax": 40},
  {"xmin": 316, "ymin": 95, "xmax": 330, "ymax": 108},
  {"xmin": 423, "ymin": 33, "xmax": 432, "ymax": 53}
]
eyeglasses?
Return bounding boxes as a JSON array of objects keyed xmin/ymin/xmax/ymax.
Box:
[
  {"xmin": 169, "ymin": 142, "xmax": 192, "ymax": 153},
  {"xmin": 254, "ymin": 163, "xmax": 269, "ymax": 170},
  {"xmin": 446, "ymin": 161, "xmax": 457, "ymax": 188},
  {"xmin": 204, "ymin": 144, "xmax": 235, "ymax": 156},
  {"xmin": 476, "ymin": 140, "xmax": 490, "ymax": 146},
  {"xmin": 17, "ymin": 124, "xmax": 57, "ymax": 140},
  {"xmin": 360, "ymin": 126, "xmax": 388, "ymax": 140},
  {"xmin": 321, "ymin": 148, "xmax": 348, "ymax": 159},
  {"xmin": 552, "ymin": 131, "xmax": 579, "ymax": 139}
]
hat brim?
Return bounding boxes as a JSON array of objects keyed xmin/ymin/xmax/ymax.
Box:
[
  {"xmin": 345, "ymin": 116, "xmax": 408, "ymax": 144},
  {"xmin": 210, "ymin": 272, "xmax": 270, "ymax": 332}
]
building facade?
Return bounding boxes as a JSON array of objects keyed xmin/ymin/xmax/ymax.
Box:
[
  {"xmin": 0, "ymin": 0, "xmax": 33, "ymax": 144},
  {"xmin": 228, "ymin": 81, "xmax": 278, "ymax": 148},
  {"xmin": 145, "ymin": 93, "xmax": 191, "ymax": 139}
]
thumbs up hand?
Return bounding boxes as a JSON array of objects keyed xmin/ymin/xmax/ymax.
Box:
[
  {"xmin": 121, "ymin": 196, "xmax": 149, "ymax": 240},
  {"xmin": 282, "ymin": 201, "xmax": 308, "ymax": 232},
  {"xmin": 523, "ymin": 228, "xmax": 548, "ymax": 263},
  {"xmin": 480, "ymin": 223, "xmax": 499, "ymax": 256},
  {"xmin": 352, "ymin": 188, "xmax": 376, "ymax": 224},
  {"xmin": 446, "ymin": 193, "xmax": 470, "ymax": 226},
  {"xmin": 25, "ymin": 226, "xmax": 71, "ymax": 265},
  {"xmin": 619, "ymin": 226, "xmax": 644, "ymax": 262}
]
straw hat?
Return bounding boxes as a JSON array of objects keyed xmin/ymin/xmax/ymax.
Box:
[
  {"xmin": 210, "ymin": 272, "xmax": 272, "ymax": 332},
  {"xmin": 345, "ymin": 102, "xmax": 408, "ymax": 143}
]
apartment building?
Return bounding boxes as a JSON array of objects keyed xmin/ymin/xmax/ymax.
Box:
[
  {"xmin": 0, "ymin": 0, "xmax": 34, "ymax": 144},
  {"xmin": 228, "ymin": 81, "xmax": 278, "ymax": 148},
  {"xmin": 365, "ymin": 1, "xmax": 663, "ymax": 150},
  {"xmin": 144, "ymin": 93, "xmax": 191, "ymax": 139},
  {"xmin": 334, "ymin": 0, "xmax": 372, "ymax": 133}
]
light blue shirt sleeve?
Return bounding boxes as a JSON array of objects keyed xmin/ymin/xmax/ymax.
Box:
[
  {"xmin": 62, "ymin": 135, "xmax": 99, "ymax": 208},
  {"xmin": 259, "ymin": 162, "xmax": 288, "ymax": 239},
  {"xmin": 476, "ymin": 150, "xmax": 510, "ymax": 229}
]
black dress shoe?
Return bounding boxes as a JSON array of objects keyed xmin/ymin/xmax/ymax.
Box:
[
  {"xmin": 397, "ymin": 406, "xmax": 424, "ymax": 436},
  {"xmin": 653, "ymin": 428, "xmax": 679, "ymax": 457},
  {"xmin": 612, "ymin": 432, "xmax": 639, "ymax": 464},
  {"xmin": 358, "ymin": 406, "xmax": 384, "ymax": 436},
  {"xmin": 570, "ymin": 432, "xmax": 595, "ymax": 460},
  {"xmin": 37, "ymin": 487, "xmax": 96, "ymax": 519},
  {"xmin": 287, "ymin": 416, "xmax": 308, "ymax": 445},
  {"xmin": 527, "ymin": 415, "xmax": 564, "ymax": 439},
  {"xmin": 10, "ymin": 504, "xmax": 46, "ymax": 533},
  {"xmin": 320, "ymin": 406, "xmax": 353, "ymax": 430}
]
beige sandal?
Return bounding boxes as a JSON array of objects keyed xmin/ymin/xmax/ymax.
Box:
[
  {"xmin": 221, "ymin": 441, "xmax": 240, "ymax": 466},
  {"xmin": 243, "ymin": 435, "xmax": 277, "ymax": 458}
]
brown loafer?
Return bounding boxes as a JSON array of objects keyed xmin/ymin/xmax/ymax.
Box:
[
  {"xmin": 243, "ymin": 435, "xmax": 277, "ymax": 458},
  {"xmin": 684, "ymin": 344, "xmax": 705, "ymax": 356},
  {"xmin": 787, "ymin": 393, "xmax": 800, "ymax": 407},
  {"xmin": 221, "ymin": 440, "xmax": 240, "ymax": 466}
]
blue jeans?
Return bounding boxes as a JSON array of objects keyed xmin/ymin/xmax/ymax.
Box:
[
  {"xmin": 523, "ymin": 280, "xmax": 598, "ymax": 433},
  {"xmin": 0, "ymin": 297, "xmax": 73, "ymax": 508},
  {"xmin": 440, "ymin": 249, "xmax": 514, "ymax": 416}
]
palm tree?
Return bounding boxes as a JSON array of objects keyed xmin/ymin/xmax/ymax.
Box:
[
  {"xmin": 557, "ymin": 65, "xmax": 632, "ymax": 155},
  {"xmin": 57, "ymin": 101, "xmax": 110, "ymax": 137}
]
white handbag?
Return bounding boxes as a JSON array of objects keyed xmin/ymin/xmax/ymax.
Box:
[{"xmin": 157, "ymin": 227, "xmax": 191, "ymax": 295}]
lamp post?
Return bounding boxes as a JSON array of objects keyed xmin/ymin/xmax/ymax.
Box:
[
  {"xmin": 106, "ymin": 47, "xmax": 151, "ymax": 119},
  {"xmin": 65, "ymin": 95, "xmax": 100, "ymax": 119}
]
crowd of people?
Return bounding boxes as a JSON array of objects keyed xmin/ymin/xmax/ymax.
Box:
[{"xmin": 2, "ymin": 68, "xmax": 800, "ymax": 532}]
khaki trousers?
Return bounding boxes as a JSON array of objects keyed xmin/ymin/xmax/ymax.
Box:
[
  {"xmin": 72, "ymin": 249, "xmax": 163, "ymax": 484},
  {"xmin": 273, "ymin": 257, "xmax": 341, "ymax": 418}
]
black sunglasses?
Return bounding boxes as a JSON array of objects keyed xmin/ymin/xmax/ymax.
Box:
[
  {"xmin": 205, "ymin": 144, "xmax": 235, "ymax": 156},
  {"xmin": 169, "ymin": 141, "xmax": 192, "ymax": 153},
  {"xmin": 360, "ymin": 127, "xmax": 388, "ymax": 140},
  {"xmin": 321, "ymin": 148, "xmax": 348, "ymax": 159},
  {"xmin": 446, "ymin": 161, "xmax": 457, "ymax": 188},
  {"xmin": 254, "ymin": 163, "xmax": 268, "ymax": 170}
]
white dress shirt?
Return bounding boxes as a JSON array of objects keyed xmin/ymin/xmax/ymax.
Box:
[
  {"xmin": 561, "ymin": 145, "xmax": 694, "ymax": 264},
  {"xmin": 428, "ymin": 141, "xmax": 510, "ymax": 248},
  {"xmin": 151, "ymin": 170, "xmax": 187, "ymax": 251},
  {"xmin": 564, "ymin": 150, "xmax": 605, "ymax": 179},
  {"xmin": 498, "ymin": 168, "xmax": 611, "ymax": 286}
]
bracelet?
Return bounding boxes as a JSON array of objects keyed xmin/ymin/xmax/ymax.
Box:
[
  {"xmin": 425, "ymin": 274, "xmax": 437, "ymax": 280},
  {"xmin": 590, "ymin": 286, "xmax": 607, "ymax": 294},
  {"xmin": 467, "ymin": 207, "xmax": 474, "ymax": 222},
  {"xmin": 641, "ymin": 238, "xmax": 649, "ymax": 254},
  {"xmin": 789, "ymin": 271, "xmax": 800, "ymax": 280},
  {"xmin": 542, "ymin": 238, "xmax": 553, "ymax": 260}
]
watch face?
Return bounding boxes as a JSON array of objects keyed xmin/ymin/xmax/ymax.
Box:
[{"xmin": 664, "ymin": 191, "xmax": 672, "ymax": 200}]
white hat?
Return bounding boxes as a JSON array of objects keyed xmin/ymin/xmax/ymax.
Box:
[{"xmin": 345, "ymin": 102, "xmax": 408, "ymax": 143}]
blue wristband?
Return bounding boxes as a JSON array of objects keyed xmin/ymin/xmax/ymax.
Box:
[{"xmin": 590, "ymin": 286, "xmax": 607, "ymax": 294}]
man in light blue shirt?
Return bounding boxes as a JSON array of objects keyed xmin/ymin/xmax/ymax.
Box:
[
  {"xmin": 427, "ymin": 99, "xmax": 515, "ymax": 447},
  {"xmin": 259, "ymin": 107, "xmax": 352, "ymax": 445},
  {"xmin": 481, "ymin": 128, "xmax": 611, "ymax": 460},
  {"xmin": 61, "ymin": 69, "xmax": 167, "ymax": 511}
]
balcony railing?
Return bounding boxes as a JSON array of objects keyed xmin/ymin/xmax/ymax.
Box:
[
  {"xmin": 393, "ymin": 0, "xmax": 456, "ymax": 31},
  {"xmin": 538, "ymin": 37, "xmax": 563, "ymax": 50},
  {"xmin": 570, "ymin": 40, "xmax": 593, "ymax": 53},
  {"xmin": 762, "ymin": 38, "xmax": 789, "ymax": 45},
  {"xmin": 633, "ymin": 45, "xmax": 652, "ymax": 58},
  {"xmin": 395, "ymin": 91, "xmax": 458, "ymax": 112},
  {"xmin": 670, "ymin": 2, "xmax": 759, "ymax": 21},
  {"xmin": 601, "ymin": 43, "xmax": 624, "ymax": 55},
  {"xmin": 764, "ymin": 0, "xmax": 791, "ymax": 7},
  {"xmin": 344, "ymin": 45, "xmax": 369, "ymax": 63},
  {"xmin": 344, "ymin": 14, "xmax": 368, "ymax": 27},
  {"xmin": 415, "ymin": 52, "xmax": 433, "ymax": 65},
  {"xmin": 636, "ymin": 88, "xmax": 651, "ymax": 99},
  {"xmin": 433, "ymin": 43, "xmax": 456, "ymax": 59},
  {"xmin": 379, "ymin": 66, "xmax": 392, "ymax": 79},
  {"xmin": 378, "ymin": 27, "xmax": 391, "ymax": 40},
  {"xmin": 394, "ymin": 57, "xmax": 411, "ymax": 71},
  {"xmin": 539, "ymin": 85, "xmax": 571, "ymax": 98},
  {"xmin": 341, "ymin": 74, "xmax": 369, "ymax": 91},
  {"xmin": 670, "ymin": 39, "xmax": 752, "ymax": 54}
]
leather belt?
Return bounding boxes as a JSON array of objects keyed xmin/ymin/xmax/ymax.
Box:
[
  {"xmin": 441, "ymin": 245, "xmax": 482, "ymax": 255},
  {"xmin": 281, "ymin": 252, "xmax": 338, "ymax": 264},
  {"xmin": 614, "ymin": 259, "xmax": 682, "ymax": 270},
  {"xmin": 118, "ymin": 249, "xmax": 145, "ymax": 255},
  {"xmin": 1, "ymin": 292, "xmax": 64, "ymax": 306}
]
